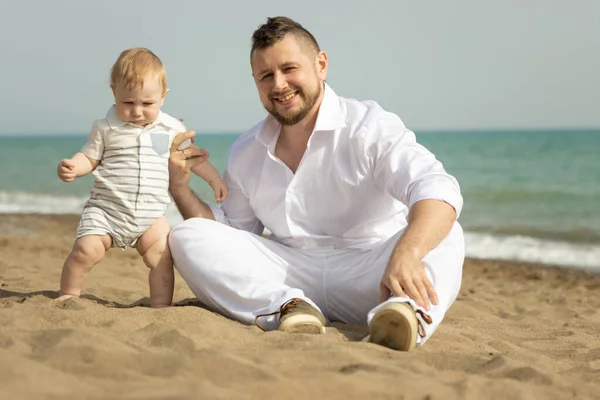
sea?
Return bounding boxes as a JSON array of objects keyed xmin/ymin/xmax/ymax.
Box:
[{"xmin": 1, "ymin": 129, "xmax": 599, "ymax": 272}]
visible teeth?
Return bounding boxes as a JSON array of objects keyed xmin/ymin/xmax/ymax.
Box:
[{"xmin": 277, "ymin": 92, "xmax": 296, "ymax": 102}]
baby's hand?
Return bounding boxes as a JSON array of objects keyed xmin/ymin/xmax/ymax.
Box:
[
  {"xmin": 208, "ymin": 177, "xmax": 228, "ymax": 204},
  {"xmin": 58, "ymin": 159, "xmax": 76, "ymax": 182}
]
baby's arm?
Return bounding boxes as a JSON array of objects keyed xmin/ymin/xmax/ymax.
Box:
[
  {"xmin": 58, "ymin": 121, "xmax": 104, "ymax": 182},
  {"xmin": 191, "ymin": 161, "xmax": 228, "ymax": 203},
  {"xmin": 170, "ymin": 118, "xmax": 227, "ymax": 202},
  {"xmin": 57, "ymin": 153, "xmax": 100, "ymax": 182}
]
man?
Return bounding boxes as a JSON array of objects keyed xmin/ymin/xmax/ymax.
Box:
[{"xmin": 167, "ymin": 16, "xmax": 465, "ymax": 351}]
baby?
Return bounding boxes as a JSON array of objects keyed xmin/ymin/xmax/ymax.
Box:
[{"xmin": 56, "ymin": 47, "xmax": 227, "ymax": 307}]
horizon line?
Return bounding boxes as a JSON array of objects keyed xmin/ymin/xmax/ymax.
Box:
[{"xmin": 1, "ymin": 127, "xmax": 599, "ymax": 138}]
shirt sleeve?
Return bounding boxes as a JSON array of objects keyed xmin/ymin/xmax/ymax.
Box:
[
  {"xmin": 81, "ymin": 121, "xmax": 105, "ymax": 161},
  {"xmin": 207, "ymin": 167, "xmax": 265, "ymax": 235},
  {"xmin": 158, "ymin": 115, "xmax": 187, "ymax": 151},
  {"xmin": 366, "ymin": 112, "xmax": 463, "ymax": 218},
  {"xmin": 168, "ymin": 118, "xmax": 187, "ymax": 138}
]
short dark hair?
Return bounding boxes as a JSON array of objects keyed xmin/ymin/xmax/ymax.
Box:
[{"xmin": 251, "ymin": 16, "xmax": 320, "ymax": 58}]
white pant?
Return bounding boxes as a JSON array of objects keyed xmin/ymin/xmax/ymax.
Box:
[{"xmin": 169, "ymin": 218, "xmax": 465, "ymax": 344}]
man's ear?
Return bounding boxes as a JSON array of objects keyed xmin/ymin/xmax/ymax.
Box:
[{"xmin": 316, "ymin": 50, "xmax": 328, "ymax": 81}]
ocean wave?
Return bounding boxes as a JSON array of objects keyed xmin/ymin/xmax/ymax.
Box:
[
  {"xmin": 467, "ymin": 225, "xmax": 600, "ymax": 245},
  {"xmin": 464, "ymin": 232, "xmax": 600, "ymax": 272},
  {"xmin": 1, "ymin": 191, "xmax": 598, "ymax": 271},
  {"xmin": 0, "ymin": 191, "xmax": 88, "ymax": 214}
]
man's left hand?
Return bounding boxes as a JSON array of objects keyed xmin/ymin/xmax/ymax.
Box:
[{"xmin": 380, "ymin": 254, "xmax": 438, "ymax": 311}]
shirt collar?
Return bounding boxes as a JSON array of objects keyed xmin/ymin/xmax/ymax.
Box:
[
  {"xmin": 105, "ymin": 105, "xmax": 180, "ymax": 131},
  {"xmin": 105, "ymin": 105, "xmax": 126, "ymax": 129},
  {"xmin": 256, "ymin": 82, "xmax": 347, "ymax": 147},
  {"xmin": 314, "ymin": 81, "xmax": 346, "ymax": 131}
]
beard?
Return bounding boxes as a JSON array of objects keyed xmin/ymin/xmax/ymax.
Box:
[{"xmin": 264, "ymin": 83, "xmax": 322, "ymax": 126}]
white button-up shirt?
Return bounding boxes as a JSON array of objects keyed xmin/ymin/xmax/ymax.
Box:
[{"xmin": 209, "ymin": 83, "xmax": 463, "ymax": 250}]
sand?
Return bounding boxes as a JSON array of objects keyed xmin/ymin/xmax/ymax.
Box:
[{"xmin": 0, "ymin": 214, "xmax": 599, "ymax": 400}]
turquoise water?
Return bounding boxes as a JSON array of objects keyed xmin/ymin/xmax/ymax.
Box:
[
  {"xmin": 417, "ymin": 130, "xmax": 600, "ymax": 243},
  {"xmin": 1, "ymin": 130, "xmax": 599, "ymax": 269},
  {"xmin": 0, "ymin": 133, "xmax": 236, "ymax": 199}
]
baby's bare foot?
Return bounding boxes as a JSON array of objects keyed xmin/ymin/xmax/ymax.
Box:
[{"xmin": 56, "ymin": 293, "xmax": 77, "ymax": 301}]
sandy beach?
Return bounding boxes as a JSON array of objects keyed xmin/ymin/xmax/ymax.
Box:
[{"xmin": 0, "ymin": 214, "xmax": 599, "ymax": 400}]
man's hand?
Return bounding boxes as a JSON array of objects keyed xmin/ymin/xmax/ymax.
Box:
[
  {"xmin": 57, "ymin": 159, "xmax": 76, "ymax": 182},
  {"xmin": 379, "ymin": 199, "xmax": 457, "ymax": 311},
  {"xmin": 169, "ymin": 131, "xmax": 209, "ymax": 194},
  {"xmin": 380, "ymin": 253, "xmax": 439, "ymax": 311}
]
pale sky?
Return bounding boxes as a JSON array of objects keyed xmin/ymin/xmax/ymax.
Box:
[{"xmin": 1, "ymin": 0, "xmax": 598, "ymax": 135}]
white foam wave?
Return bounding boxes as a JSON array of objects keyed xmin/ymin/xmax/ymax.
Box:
[
  {"xmin": 0, "ymin": 191, "xmax": 187, "ymax": 222},
  {"xmin": 464, "ymin": 232, "xmax": 600, "ymax": 272},
  {"xmin": 0, "ymin": 191, "xmax": 88, "ymax": 214},
  {"xmin": 1, "ymin": 191, "xmax": 598, "ymax": 272}
]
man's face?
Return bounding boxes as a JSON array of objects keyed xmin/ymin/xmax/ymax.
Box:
[{"xmin": 251, "ymin": 35, "xmax": 327, "ymax": 126}]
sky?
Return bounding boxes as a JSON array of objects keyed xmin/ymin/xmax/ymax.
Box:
[{"xmin": 1, "ymin": 0, "xmax": 598, "ymax": 135}]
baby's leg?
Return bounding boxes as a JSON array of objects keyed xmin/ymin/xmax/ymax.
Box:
[
  {"xmin": 59, "ymin": 234, "xmax": 112, "ymax": 299},
  {"xmin": 136, "ymin": 217, "xmax": 174, "ymax": 308}
]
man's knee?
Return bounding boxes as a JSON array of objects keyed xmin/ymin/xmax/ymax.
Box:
[
  {"xmin": 169, "ymin": 218, "xmax": 234, "ymax": 266},
  {"xmin": 427, "ymin": 221, "xmax": 464, "ymax": 258},
  {"xmin": 445, "ymin": 221, "xmax": 465, "ymax": 261},
  {"xmin": 169, "ymin": 218, "xmax": 220, "ymax": 246}
]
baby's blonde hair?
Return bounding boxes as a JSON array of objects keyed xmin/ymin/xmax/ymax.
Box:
[{"xmin": 110, "ymin": 47, "xmax": 167, "ymax": 92}]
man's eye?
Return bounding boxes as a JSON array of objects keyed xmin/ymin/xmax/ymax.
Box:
[
  {"xmin": 261, "ymin": 73, "xmax": 273, "ymax": 81},
  {"xmin": 123, "ymin": 101, "xmax": 134, "ymax": 104},
  {"xmin": 143, "ymin": 102, "xmax": 154, "ymax": 106}
]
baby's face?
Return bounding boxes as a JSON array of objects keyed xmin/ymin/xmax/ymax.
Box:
[{"xmin": 112, "ymin": 74, "xmax": 166, "ymax": 126}]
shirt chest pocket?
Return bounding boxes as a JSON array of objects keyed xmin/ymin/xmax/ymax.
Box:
[{"xmin": 150, "ymin": 133, "xmax": 170, "ymax": 157}]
